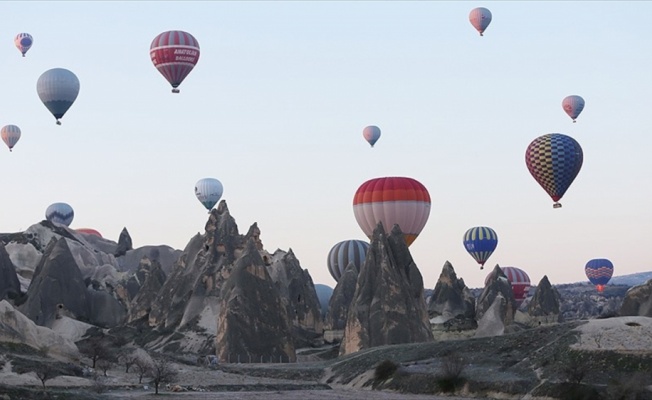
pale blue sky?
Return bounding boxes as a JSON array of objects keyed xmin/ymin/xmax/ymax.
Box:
[{"xmin": 1, "ymin": 1, "xmax": 650, "ymax": 289}]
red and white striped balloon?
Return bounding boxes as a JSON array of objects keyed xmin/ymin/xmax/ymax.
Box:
[{"xmin": 150, "ymin": 31, "xmax": 200, "ymax": 93}]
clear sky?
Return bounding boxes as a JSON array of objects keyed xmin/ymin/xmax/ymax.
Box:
[{"xmin": 1, "ymin": 1, "xmax": 650, "ymax": 290}]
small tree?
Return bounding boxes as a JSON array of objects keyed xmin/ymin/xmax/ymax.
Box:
[
  {"xmin": 133, "ymin": 356, "xmax": 151, "ymax": 384},
  {"xmin": 35, "ymin": 363, "xmax": 58, "ymax": 389},
  {"xmin": 118, "ymin": 348, "xmax": 139, "ymax": 373},
  {"xmin": 147, "ymin": 358, "xmax": 178, "ymax": 395},
  {"xmin": 78, "ymin": 336, "xmax": 111, "ymax": 368},
  {"xmin": 96, "ymin": 359, "xmax": 111, "ymax": 377}
]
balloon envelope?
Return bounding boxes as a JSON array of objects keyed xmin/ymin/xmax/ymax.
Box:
[
  {"xmin": 36, "ymin": 68, "xmax": 80, "ymax": 125},
  {"xmin": 75, "ymin": 228, "xmax": 103, "ymax": 238},
  {"xmin": 195, "ymin": 178, "xmax": 223, "ymax": 211},
  {"xmin": 353, "ymin": 177, "xmax": 431, "ymax": 246},
  {"xmin": 1, "ymin": 125, "xmax": 21, "ymax": 152},
  {"xmin": 469, "ymin": 7, "xmax": 492, "ymax": 36},
  {"xmin": 15, "ymin": 33, "xmax": 33, "ymax": 56},
  {"xmin": 150, "ymin": 30, "xmax": 200, "ymax": 93},
  {"xmin": 485, "ymin": 266, "xmax": 531, "ymax": 305},
  {"xmin": 45, "ymin": 202, "xmax": 74, "ymax": 227},
  {"xmin": 585, "ymin": 258, "xmax": 614, "ymax": 292},
  {"xmin": 463, "ymin": 226, "xmax": 498, "ymax": 269},
  {"xmin": 525, "ymin": 133, "xmax": 583, "ymax": 208},
  {"xmin": 562, "ymin": 95, "xmax": 585, "ymax": 122},
  {"xmin": 327, "ymin": 239, "xmax": 369, "ymax": 282},
  {"xmin": 362, "ymin": 125, "xmax": 381, "ymax": 147}
]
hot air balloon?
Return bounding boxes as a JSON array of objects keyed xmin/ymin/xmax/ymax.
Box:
[
  {"xmin": 327, "ymin": 239, "xmax": 369, "ymax": 282},
  {"xmin": 353, "ymin": 177, "xmax": 431, "ymax": 246},
  {"xmin": 469, "ymin": 7, "xmax": 492, "ymax": 36},
  {"xmin": 525, "ymin": 133, "xmax": 583, "ymax": 208},
  {"xmin": 562, "ymin": 95, "xmax": 585, "ymax": 123},
  {"xmin": 314, "ymin": 284, "xmax": 334, "ymax": 319},
  {"xmin": 150, "ymin": 30, "xmax": 200, "ymax": 93},
  {"xmin": 363, "ymin": 126, "xmax": 381, "ymax": 147},
  {"xmin": 463, "ymin": 226, "xmax": 498, "ymax": 270},
  {"xmin": 75, "ymin": 228, "xmax": 103, "ymax": 238},
  {"xmin": 585, "ymin": 258, "xmax": 614, "ymax": 293},
  {"xmin": 485, "ymin": 266, "xmax": 531, "ymax": 305},
  {"xmin": 1, "ymin": 125, "xmax": 21, "ymax": 152},
  {"xmin": 36, "ymin": 68, "xmax": 80, "ymax": 125},
  {"xmin": 45, "ymin": 202, "xmax": 74, "ymax": 227},
  {"xmin": 14, "ymin": 33, "xmax": 33, "ymax": 57},
  {"xmin": 195, "ymin": 178, "xmax": 223, "ymax": 211}
]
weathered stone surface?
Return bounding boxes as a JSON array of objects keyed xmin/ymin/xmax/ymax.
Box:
[
  {"xmin": 19, "ymin": 238, "xmax": 126, "ymax": 328},
  {"xmin": 340, "ymin": 223, "xmax": 433, "ymax": 356},
  {"xmin": 0, "ymin": 243, "xmax": 21, "ymax": 301},
  {"xmin": 116, "ymin": 245, "xmax": 182, "ymax": 275},
  {"xmin": 115, "ymin": 227, "xmax": 133, "ymax": 257},
  {"xmin": 0, "ymin": 300, "xmax": 80, "ymax": 362},
  {"xmin": 325, "ymin": 262, "xmax": 358, "ymax": 331},
  {"xmin": 475, "ymin": 293, "xmax": 507, "ymax": 338},
  {"xmin": 476, "ymin": 264, "xmax": 516, "ymax": 326},
  {"xmin": 216, "ymin": 239, "xmax": 296, "ymax": 363},
  {"xmin": 427, "ymin": 261, "xmax": 475, "ymax": 324},
  {"xmin": 126, "ymin": 258, "xmax": 167, "ymax": 323},
  {"xmin": 267, "ymin": 249, "xmax": 323, "ymax": 347},
  {"xmin": 620, "ymin": 279, "xmax": 652, "ymax": 317},
  {"xmin": 526, "ymin": 275, "xmax": 563, "ymax": 325}
]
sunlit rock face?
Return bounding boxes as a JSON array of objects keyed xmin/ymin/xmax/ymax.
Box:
[
  {"xmin": 620, "ymin": 279, "xmax": 652, "ymax": 317},
  {"xmin": 340, "ymin": 223, "xmax": 432, "ymax": 356},
  {"xmin": 216, "ymin": 239, "xmax": 296, "ymax": 363}
]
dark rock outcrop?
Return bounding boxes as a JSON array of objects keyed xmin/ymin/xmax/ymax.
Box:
[
  {"xmin": 216, "ymin": 239, "xmax": 296, "ymax": 363},
  {"xmin": 115, "ymin": 227, "xmax": 133, "ymax": 257},
  {"xmin": 527, "ymin": 275, "xmax": 563, "ymax": 324},
  {"xmin": 428, "ymin": 261, "xmax": 475, "ymax": 323},
  {"xmin": 0, "ymin": 243, "xmax": 21, "ymax": 301},
  {"xmin": 125, "ymin": 258, "xmax": 167, "ymax": 323},
  {"xmin": 476, "ymin": 264, "xmax": 517, "ymax": 327},
  {"xmin": 325, "ymin": 262, "xmax": 358, "ymax": 331},
  {"xmin": 340, "ymin": 223, "xmax": 432, "ymax": 355},
  {"xmin": 20, "ymin": 238, "xmax": 126, "ymax": 328},
  {"xmin": 116, "ymin": 245, "xmax": 181, "ymax": 275},
  {"xmin": 619, "ymin": 279, "xmax": 652, "ymax": 317},
  {"xmin": 267, "ymin": 249, "xmax": 323, "ymax": 347}
]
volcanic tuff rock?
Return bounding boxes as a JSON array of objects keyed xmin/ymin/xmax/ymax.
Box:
[
  {"xmin": 116, "ymin": 245, "xmax": 182, "ymax": 275},
  {"xmin": 340, "ymin": 223, "xmax": 433, "ymax": 356},
  {"xmin": 476, "ymin": 264, "xmax": 517, "ymax": 326},
  {"xmin": 475, "ymin": 293, "xmax": 508, "ymax": 337},
  {"xmin": 115, "ymin": 227, "xmax": 133, "ymax": 257},
  {"xmin": 428, "ymin": 261, "xmax": 475, "ymax": 323},
  {"xmin": 122, "ymin": 258, "xmax": 167, "ymax": 323},
  {"xmin": 325, "ymin": 262, "xmax": 358, "ymax": 331},
  {"xmin": 0, "ymin": 243, "xmax": 21, "ymax": 301},
  {"xmin": 619, "ymin": 279, "xmax": 652, "ymax": 317},
  {"xmin": 267, "ymin": 249, "xmax": 323, "ymax": 347},
  {"xmin": 19, "ymin": 238, "xmax": 126, "ymax": 328},
  {"xmin": 0, "ymin": 300, "xmax": 80, "ymax": 362},
  {"xmin": 526, "ymin": 275, "xmax": 563, "ymax": 325},
  {"xmin": 216, "ymin": 239, "xmax": 296, "ymax": 363}
]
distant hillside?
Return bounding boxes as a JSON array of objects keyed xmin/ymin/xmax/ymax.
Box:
[{"xmin": 607, "ymin": 271, "xmax": 652, "ymax": 287}]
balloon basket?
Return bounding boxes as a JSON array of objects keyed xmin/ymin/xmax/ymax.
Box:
[
  {"xmin": 553, "ymin": 203, "xmax": 562, "ymax": 209},
  {"xmin": 56, "ymin": 120, "xmax": 62, "ymax": 126},
  {"xmin": 172, "ymin": 88, "xmax": 180, "ymax": 94}
]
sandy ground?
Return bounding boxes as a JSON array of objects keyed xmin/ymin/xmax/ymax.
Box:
[
  {"xmin": 571, "ymin": 316, "xmax": 652, "ymax": 352},
  {"xmin": 104, "ymin": 389, "xmax": 478, "ymax": 399}
]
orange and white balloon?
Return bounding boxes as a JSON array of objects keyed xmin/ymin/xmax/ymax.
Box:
[{"xmin": 353, "ymin": 177, "xmax": 431, "ymax": 246}]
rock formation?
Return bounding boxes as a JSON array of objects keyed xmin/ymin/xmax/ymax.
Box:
[
  {"xmin": 476, "ymin": 264, "xmax": 517, "ymax": 326},
  {"xmin": 215, "ymin": 239, "xmax": 296, "ymax": 363},
  {"xmin": 326, "ymin": 262, "xmax": 358, "ymax": 331},
  {"xmin": 314, "ymin": 284, "xmax": 333, "ymax": 319},
  {"xmin": 267, "ymin": 249, "xmax": 323, "ymax": 347},
  {"xmin": 0, "ymin": 243, "xmax": 21, "ymax": 301},
  {"xmin": 428, "ymin": 261, "xmax": 476, "ymax": 327},
  {"xmin": 19, "ymin": 238, "xmax": 126, "ymax": 328},
  {"xmin": 116, "ymin": 245, "xmax": 181, "ymax": 275},
  {"xmin": 475, "ymin": 293, "xmax": 508, "ymax": 338},
  {"xmin": 115, "ymin": 227, "xmax": 133, "ymax": 257},
  {"xmin": 0, "ymin": 300, "xmax": 80, "ymax": 362},
  {"xmin": 619, "ymin": 279, "xmax": 652, "ymax": 317},
  {"xmin": 340, "ymin": 223, "xmax": 433, "ymax": 356},
  {"xmin": 526, "ymin": 275, "xmax": 563, "ymax": 324},
  {"xmin": 125, "ymin": 258, "xmax": 167, "ymax": 323}
]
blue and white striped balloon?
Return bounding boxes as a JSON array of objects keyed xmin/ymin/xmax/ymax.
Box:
[
  {"xmin": 45, "ymin": 202, "xmax": 74, "ymax": 227},
  {"xmin": 327, "ymin": 239, "xmax": 369, "ymax": 282},
  {"xmin": 37, "ymin": 68, "xmax": 80, "ymax": 125}
]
